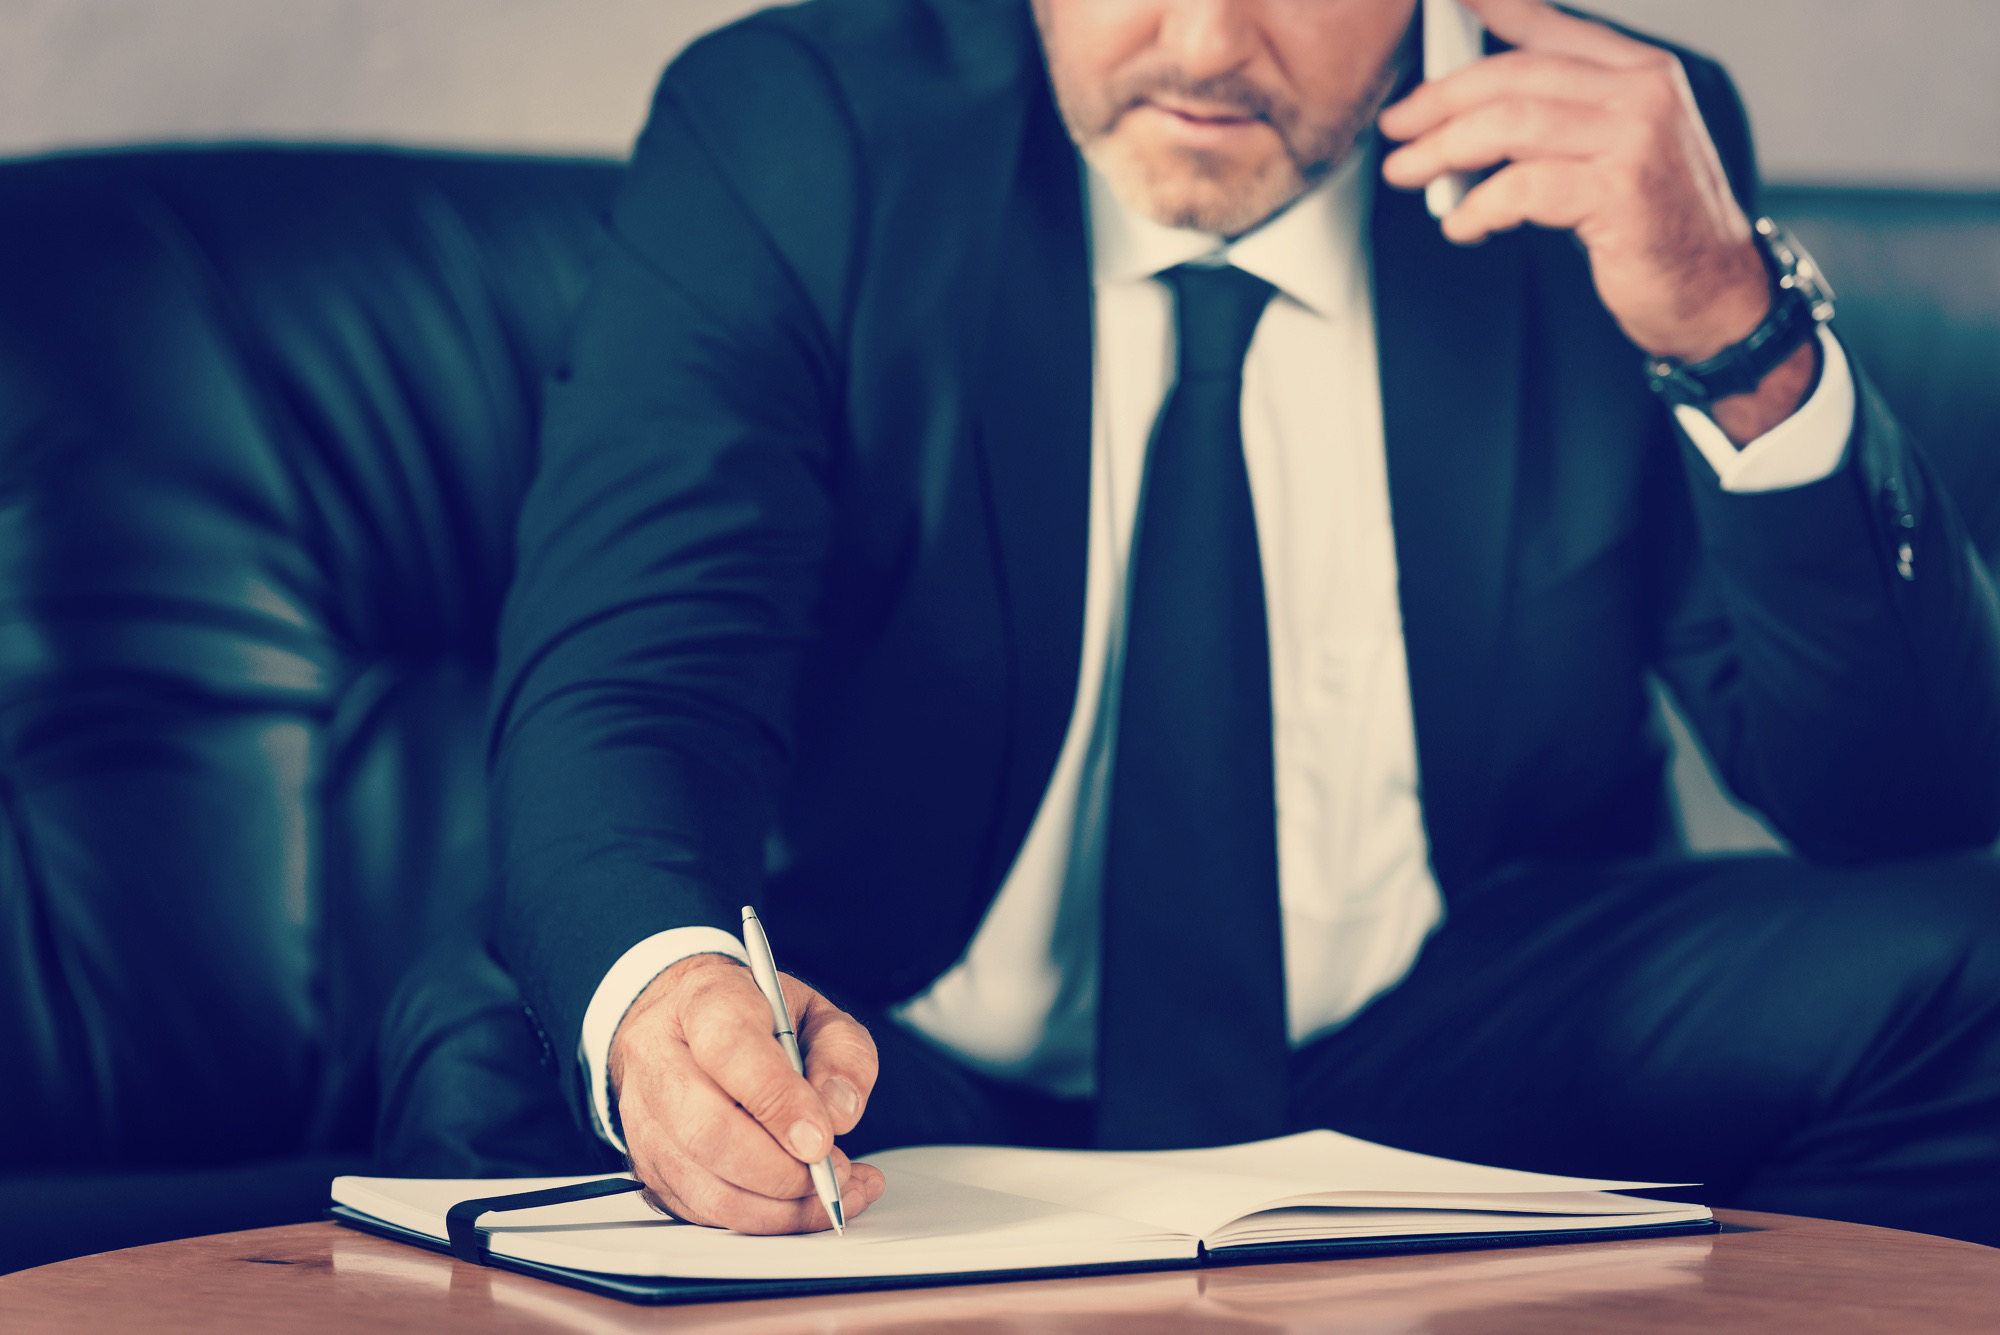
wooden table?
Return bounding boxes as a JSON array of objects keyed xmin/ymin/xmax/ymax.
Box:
[{"xmin": 3, "ymin": 1210, "xmax": 1996, "ymax": 1332}]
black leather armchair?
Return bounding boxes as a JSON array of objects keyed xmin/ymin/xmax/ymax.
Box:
[
  {"xmin": 1768, "ymin": 185, "xmax": 2000, "ymax": 560},
  {"xmin": 0, "ymin": 144, "xmax": 1992, "ymax": 1274},
  {"xmin": 0, "ymin": 146, "xmax": 618, "ymax": 1272}
]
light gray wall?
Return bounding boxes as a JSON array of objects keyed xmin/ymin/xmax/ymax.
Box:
[
  {"xmin": 0, "ymin": 0, "xmax": 758, "ymax": 159},
  {"xmin": 0, "ymin": 1, "xmax": 1996, "ymax": 185},
  {"xmin": 1589, "ymin": 0, "xmax": 2000, "ymax": 187}
]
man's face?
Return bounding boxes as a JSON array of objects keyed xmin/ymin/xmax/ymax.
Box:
[{"xmin": 1033, "ymin": 0, "xmax": 1417, "ymax": 236}]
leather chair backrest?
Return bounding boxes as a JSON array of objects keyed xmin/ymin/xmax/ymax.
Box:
[
  {"xmin": 1766, "ymin": 186, "xmax": 2000, "ymax": 559},
  {"xmin": 0, "ymin": 147, "xmax": 619, "ymax": 1170}
]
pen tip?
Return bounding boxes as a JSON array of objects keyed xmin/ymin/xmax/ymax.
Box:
[{"xmin": 829, "ymin": 1200, "xmax": 846, "ymax": 1236}]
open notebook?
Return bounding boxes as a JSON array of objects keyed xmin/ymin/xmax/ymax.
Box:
[{"xmin": 331, "ymin": 1129, "xmax": 1713, "ymax": 1304}]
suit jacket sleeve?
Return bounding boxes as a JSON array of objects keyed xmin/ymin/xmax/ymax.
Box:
[
  {"xmin": 489, "ymin": 21, "xmax": 861, "ymax": 1106},
  {"xmin": 1651, "ymin": 52, "xmax": 2000, "ymax": 861}
]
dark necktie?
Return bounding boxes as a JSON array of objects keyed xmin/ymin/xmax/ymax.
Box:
[{"xmin": 1096, "ymin": 263, "xmax": 1288, "ymax": 1149}]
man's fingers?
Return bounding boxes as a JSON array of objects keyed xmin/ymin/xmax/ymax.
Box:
[
  {"xmin": 1457, "ymin": 0, "xmax": 1657, "ymax": 69},
  {"xmin": 660, "ymin": 1151, "xmax": 884, "ymax": 1235},
  {"xmin": 1381, "ymin": 50, "xmax": 1646, "ymax": 142},
  {"xmin": 635, "ymin": 1141, "xmax": 877, "ymax": 1235},
  {"xmin": 640, "ymin": 1152, "xmax": 802, "ymax": 1234},
  {"xmin": 1438, "ymin": 159, "xmax": 1595, "ymax": 246},
  {"xmin": 645, "ymin": 1055, "xmax": 821, "ymax": 1199},
  {"xmin": 792, "ymin": 986, "xmax": 878, "ymax": 1135},
  {"xmin": 680, "ymin": 968, "xmax": 836, "ymax": 1162},
  {"xmin": 612, "ymin": 955, "xmax": 886, "ymax": 1236},
  {"xmin": 1383, "ymin": 94, "xmax": 1614, "ymax": 188},
  {"xmin": 844, "ymin": 1161, "xmax": 888, "ymax": 1222}
]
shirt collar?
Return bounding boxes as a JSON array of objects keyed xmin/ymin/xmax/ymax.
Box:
[{"xmin": 1087, "ymin": 142, "xmax": 1373, "ymax": 319}]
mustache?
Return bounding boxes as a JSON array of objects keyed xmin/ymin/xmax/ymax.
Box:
[{"xmin": 1102, "ymin": 68, "xmax": 1284, "ymax": 131}]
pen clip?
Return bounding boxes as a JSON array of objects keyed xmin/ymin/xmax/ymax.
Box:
[{"xmin": 740, "ymin": 906, "xmax": 796, "ymax": 1038}]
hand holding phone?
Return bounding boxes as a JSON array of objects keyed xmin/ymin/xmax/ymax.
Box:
[
  {"xmin": 1382, "ymin": 0, "xmax": 1777, "ymax": 386},
  {"xmin": 1422, "ymin": 0, "xmax": 1486, "ymax": 218}
]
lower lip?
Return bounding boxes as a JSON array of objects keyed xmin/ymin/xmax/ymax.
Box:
[{"xmin": 1140, "ymin": 104, "xmax": 1266, "ymax": 146}]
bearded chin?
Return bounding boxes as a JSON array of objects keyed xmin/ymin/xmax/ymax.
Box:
[{"xmin": 1083, "ymin": 129, "xmax": 1315, "ymax": 238}]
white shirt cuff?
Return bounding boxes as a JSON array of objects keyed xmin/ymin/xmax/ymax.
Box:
[
  {"xmin": 578, "ymin": 926, "xmax": 749, "ymax": 1152},
  {"xmin": 1674, "ymin": 326, "xmax": 1855, "ymax": 493}
]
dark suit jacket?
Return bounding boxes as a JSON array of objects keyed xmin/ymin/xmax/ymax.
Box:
[{"xmin": 492, "ymin": 0, "xmax": 2000, "ymax": 1109}]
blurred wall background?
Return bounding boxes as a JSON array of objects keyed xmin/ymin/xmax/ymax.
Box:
[{"xmin": 0, "ymin": 0, "xmax": 1994, "ymax": 186}]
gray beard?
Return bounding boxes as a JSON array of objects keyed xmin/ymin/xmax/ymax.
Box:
[{"xmin": 1062, "ymin": 56, "xmax": 1400, "ymax": 238}]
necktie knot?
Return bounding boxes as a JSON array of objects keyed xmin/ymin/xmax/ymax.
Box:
[{"xmin": 1160, "ymin": 264, "xmax": 1276, "ymax": 382}]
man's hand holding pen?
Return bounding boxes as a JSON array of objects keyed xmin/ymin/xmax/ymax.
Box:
[{"xmin": 608, "ymin": 953, "xmax": 886, "ymax": 1234}]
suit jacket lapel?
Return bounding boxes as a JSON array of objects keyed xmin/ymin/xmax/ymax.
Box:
[
  {"xmin": 970, "ymin": 61, "xmax": 1094, "ymax": 897},
  {"xmin": 1373, "ymin": 177, "xmax": 1527, "ymax": 893}
]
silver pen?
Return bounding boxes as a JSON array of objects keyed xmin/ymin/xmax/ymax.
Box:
[{"xmin": 740, "ymin": 905, "xmax": 846, "ymax": 1235}]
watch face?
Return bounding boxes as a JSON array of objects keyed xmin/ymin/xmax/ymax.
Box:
[{"xmin": 1757, "ymin": 217, "xmax": 1836, "ymax": 323}]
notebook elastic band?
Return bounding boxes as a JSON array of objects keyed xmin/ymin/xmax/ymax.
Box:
[{"xmin": 445, "ymin": 1176, "xmax": 649, "ymax": 1264}]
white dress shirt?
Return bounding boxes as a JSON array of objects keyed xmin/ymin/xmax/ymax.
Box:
[{"xmin": 576, "ymin": 151, "xmax": 1857, "ymax": 1147}]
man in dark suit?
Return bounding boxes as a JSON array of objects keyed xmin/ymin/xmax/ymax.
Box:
[{"xmin": 455, "ymin": 0, "xmax": 2000, "ymax": 1242}]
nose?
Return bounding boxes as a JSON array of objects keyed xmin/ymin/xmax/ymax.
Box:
[{"xmin": 1157, "ymin": 0, "xmax": 1261, "ymax": 83}]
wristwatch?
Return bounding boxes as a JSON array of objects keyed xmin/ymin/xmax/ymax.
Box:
[{"xmin": 1644, "ymin": 216, "xmax": 1836, "ymax": 409}]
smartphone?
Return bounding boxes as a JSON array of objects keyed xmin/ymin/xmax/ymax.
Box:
[{"xmin": 1422, "ymin": 0, "xmax": 1486, "ymax": 218}]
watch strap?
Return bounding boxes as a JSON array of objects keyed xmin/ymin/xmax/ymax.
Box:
[{"xmin": 1645, "ymin": 218, "xmax": 1835, "ymax": 409}]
